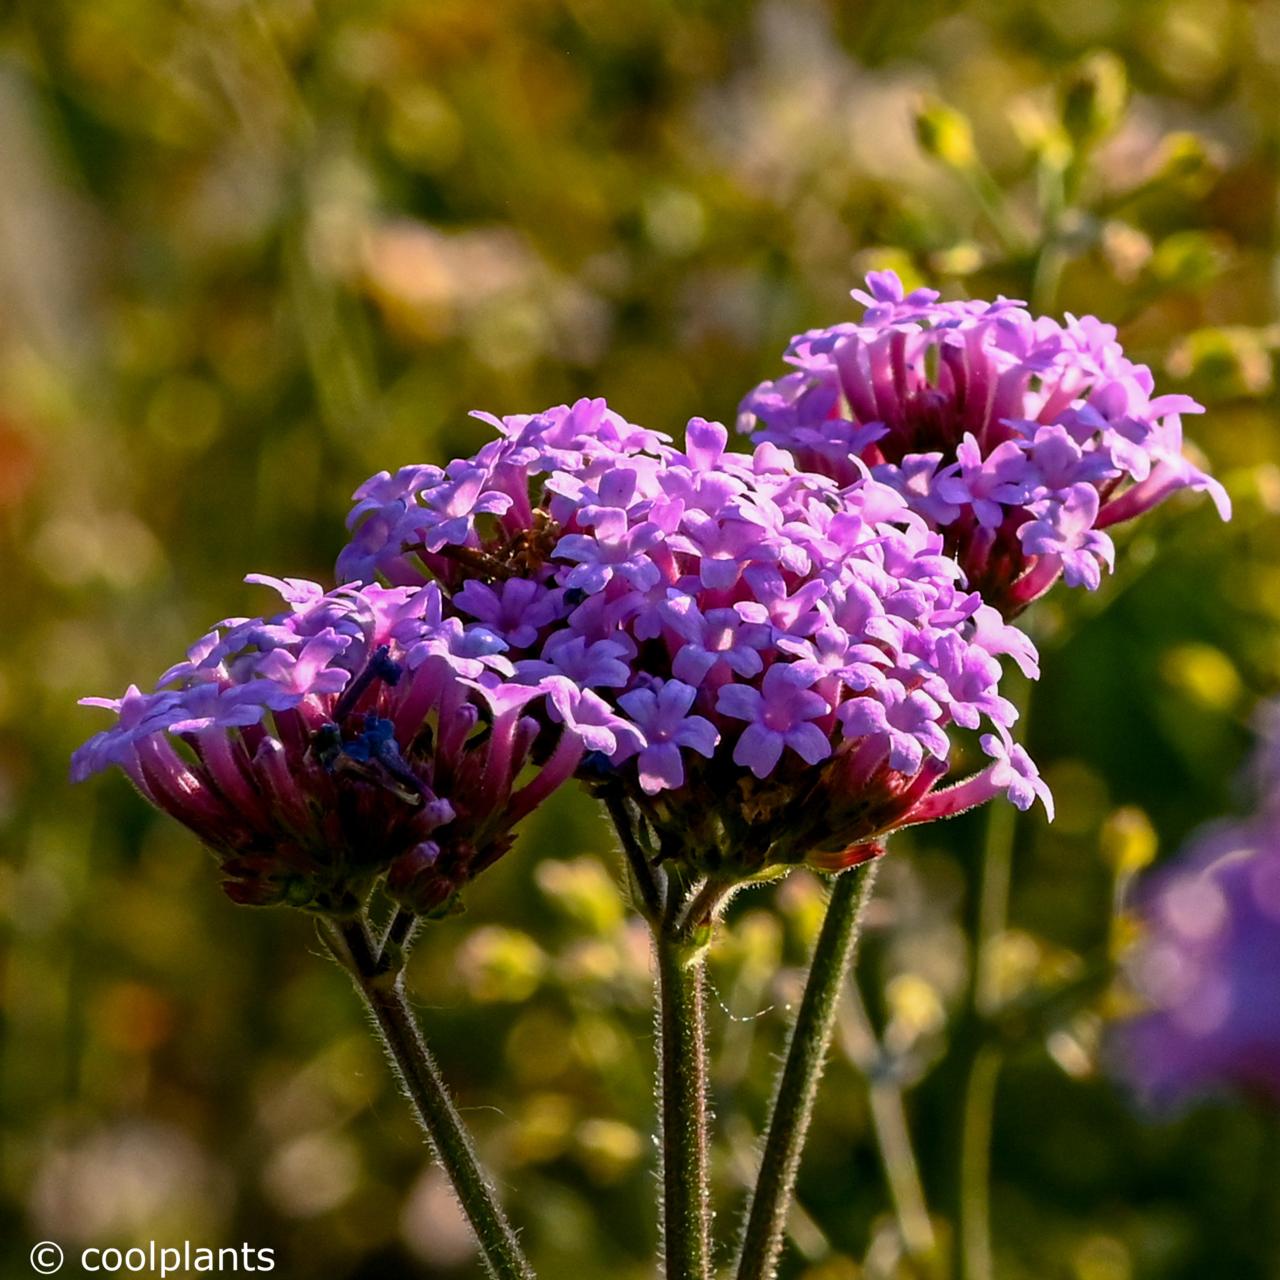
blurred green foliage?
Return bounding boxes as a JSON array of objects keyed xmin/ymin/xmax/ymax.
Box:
[{"xmin": 2, "ymin": 1, "xmax": 1279, "ymax": 1277}]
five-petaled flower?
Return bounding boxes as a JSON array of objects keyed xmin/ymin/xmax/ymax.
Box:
[
  {"xmin": 618, "ymin": 680, "xmax": 719, "ymax": 793},
  {"xmin": 717, "ymin": 665, "xmax": 833, "ymax": 779}
]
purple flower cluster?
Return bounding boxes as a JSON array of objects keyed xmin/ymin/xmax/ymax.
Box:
[
  {"xmin": 1113, "ymin": 705, "xmax": 1280, "ymax": 1107},
  {"xmin": 82, "ymin": 275, "xmax": 1216, "ymax": 906},
  {"xmin": 738, "ymin": 272, "xmax": 1230, "ymax": 614},
  {"xmin": 71, "ymin": 578, "xmax": 587, "ymax": 913},
  {"xmin": 339, "ymin": 398, "xmax": 1050, "ymax": 876}
]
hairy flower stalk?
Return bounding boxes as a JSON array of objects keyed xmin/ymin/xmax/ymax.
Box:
[
  {"xmin": 322, "ymin": 913, "xmax": 534, "ymax": 1280},
  {"xmin": 71, "ymin": 576, "xmax": 589, "ymax": 1275},
  {"xmin": 739, "ymin": 271, "xmax": 1230, "ymax": 616},
  {"xmin": 655, "ymin": 895, "xmax": 714, "ymax": 1280},
  {"xmin": 734, "ymin": 863, "xmax": 878, "ymax": 1280}
]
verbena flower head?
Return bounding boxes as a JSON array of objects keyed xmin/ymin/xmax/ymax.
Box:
[
  {"xmin": 72, "ymin": 578, "xmax": 585, "ymax": 914},
  {"xmin": 738, "ymin": 272, "xmax": 1231, "ymax": 615},
  {"xmin": 340, "ymin": 399, "xmax": 1051, "ymax": 880},
  {"xmin": 1112, "ymin": 704, "xmax": 1280, "ymax": 1107}
]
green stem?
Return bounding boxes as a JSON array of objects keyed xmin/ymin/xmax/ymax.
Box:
[
  {"xmin": 377, "ymin": 904, "xmax": 419, "ymax": 968},
  {"xmin": 322, "ymin": 915, "xmax": 534, "ymax": 1280},
  {"xmin": 958, "ymin": 1045, "xmax": 1001, "ymax": 1280},
  {"xmin": 840, "ymin": 983, "xmax": 936, "ymax": 1263},
  {"xmin": 603, "ymin": 799, "xmax": 710, "ymax": 1280},
  {"xmin": 963, "ymin": 166, "xmax": 1027, "ymax": 260},
  {"xmin": 655, "ymin": 922, "xmax": 712, "ymax": 1280},
  {"xmin": 1029, "ymin": 156, "xmax": 1067, "ymax": 315},
  {"xmin": 869, "ymin": 1075, "xmax": 937, "ymax": 1264},
  {"xmin": 951, "ymin": 675, "xmax": 1030, "ymax": 1280},
  {"xmin": 974, "ymin": 801, "xmax": 1015, "ymax": 1019},
  {"xmin": 735, "ymin": 861, "xmax": 880, "ymax": 1280},
  {"xmin": 951, "ymin": 865, "xmax": 1009, "ymax": 1280}
]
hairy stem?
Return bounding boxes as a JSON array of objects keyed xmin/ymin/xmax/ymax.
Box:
[
  {"xmin": 377, "ymin": 904, "xmax": 419, "ymax": 968},
  {"xmin": 603, "ymin": 800, "xmax": 709, "ymax": 1279},
  {"xmin": 870, "ymin": 1074, "xmax": 937, "ymax": 1263},
  {"xmin": 322, "ymin": 915, "xmax": 534, "ymax": 1280},
  {"xmin": 655, "ymin": 921, "xmax": 712, "ymax": 1280},
  {"xmin": 735, "ymin": 861, "xmax": 880, "ymax": 1280}
]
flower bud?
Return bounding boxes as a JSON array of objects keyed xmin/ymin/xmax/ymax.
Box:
[
  {"xmin": 1100, "ymin": 807, "xmax": 1158, "ymax": 876},
  {"xmin": 914, "ymin": 98, "xmax": 977, "ymax": 170},
  {"xmin": 1061, "ymin": 50, "xmax": 1128, "ymax": 148}
]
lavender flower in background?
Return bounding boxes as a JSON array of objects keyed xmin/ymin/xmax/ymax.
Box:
[
  {"xmin": 1113, "ymin": 703, "xmax": 1280, "ymax": 1106},
  {"xmin": 72, "ymin": 578, "xmax": 585, "ymax": 914},
  {"xmin": 738, "ymin": 272, "xmax": 1231, "ymax": 615},
  {"xmin": 339, "ymin": 401, "xmax": 1051, "ymax": 881}
]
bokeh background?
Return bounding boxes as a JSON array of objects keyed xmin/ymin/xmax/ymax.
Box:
[{"xmin": 3, "ymin": 1, "xmax": 1279, "ymax": 1277}]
